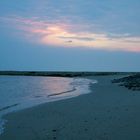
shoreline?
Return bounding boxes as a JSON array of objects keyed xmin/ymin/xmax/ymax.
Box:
[
  {"xmin": 1, "ymin": 75, "xmax": 140, "ymax": 139},
  {"xmin": 0, "ymin": 76, "xmax": 97, "ymax": 135}
]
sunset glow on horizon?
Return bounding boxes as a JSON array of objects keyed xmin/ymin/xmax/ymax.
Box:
[
  {"xmin": 1, "ymin": 16, "xmax": 140, "ymax": 52},
  {"xmin": 0, "ymin": 0, "xmax": 140, "ymax": 71}
]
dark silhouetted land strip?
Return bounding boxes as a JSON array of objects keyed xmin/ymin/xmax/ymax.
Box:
[{"xmin": 0, "ymin": 71, "xmax": 138, "ymax": 77}]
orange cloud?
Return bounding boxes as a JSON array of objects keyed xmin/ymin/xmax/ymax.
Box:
[{"xmin": 1, "ymin": 16, "xmax": 140, "ymax": 52}]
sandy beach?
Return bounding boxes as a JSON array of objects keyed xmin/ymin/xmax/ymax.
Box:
[{"xmin": 1, "ymin": 75, "xmax": 140, "ymax": 140}]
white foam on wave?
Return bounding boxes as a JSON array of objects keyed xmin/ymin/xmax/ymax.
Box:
[
  {"xmin": 0, "ymin": 119, "xmax": 7, "ymax": 135},
  {"xmin": 46, "ymin": 78, "xmax": 97, "ymax": 100},
  {"xmin": 70, "ymin": 78, "xmax": 97, "ymax": 96}
]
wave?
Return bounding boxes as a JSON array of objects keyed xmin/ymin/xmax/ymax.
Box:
[
  {"xmin": 0, "ymin": 77, "xmax": 97, "ymax": 135},
  {"xmin": 0, "ymin": 103, "xmax": 19, "ymax": 112},
  {"xmin": 48, "ymin": 88, "xmax": 77, "ymax": 97}
]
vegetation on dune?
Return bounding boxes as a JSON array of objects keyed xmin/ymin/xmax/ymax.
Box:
[{"xmin": 112, "ymin": 74, "xmax": 140, "ymax": 91}]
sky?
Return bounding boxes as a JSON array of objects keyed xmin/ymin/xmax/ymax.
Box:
[{"xmin": 0, "ymin": 0, "xmax": 140, "ymax": 72}]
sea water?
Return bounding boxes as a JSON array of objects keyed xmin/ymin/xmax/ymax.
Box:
[{"xmin": 0, "ymin": 76, "xmax": 97, "ymax": 134}]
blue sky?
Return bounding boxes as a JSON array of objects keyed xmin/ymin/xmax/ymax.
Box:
[{"xmin": 0, "ymin": 0, "xmax": 140, "ymax": 71}]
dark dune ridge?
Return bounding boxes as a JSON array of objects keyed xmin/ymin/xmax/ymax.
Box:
[
  {"xmin": 0, "ymin": 71, "xmax": 138, "ymax": 77},
  {"xmin": 112, "ymin": 74, "xmax": 140, "ymax": 91}
]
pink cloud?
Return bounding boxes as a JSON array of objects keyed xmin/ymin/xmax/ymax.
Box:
[{"xmin": 1, "ymin": 16, "xmax": 140, "ymax": 52}]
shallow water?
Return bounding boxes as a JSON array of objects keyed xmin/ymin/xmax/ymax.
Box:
[{"xmin": 0, "ymin": 76, "xmax": 97, "ymax": 134}]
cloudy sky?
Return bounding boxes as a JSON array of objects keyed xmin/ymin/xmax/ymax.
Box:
[{"xmin": 0, "ymin": 0, "xmax": 140, "ymax": 71}]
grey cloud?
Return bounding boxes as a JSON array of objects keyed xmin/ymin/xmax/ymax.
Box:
[{"xmin": 58, "ymin": 36, "xmax": 95, "ymax": 41}]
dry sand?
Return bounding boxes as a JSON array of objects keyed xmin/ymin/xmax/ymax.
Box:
[{"xmin": 1, "ymin": 75, "xmax": 140, "ymax": 140}]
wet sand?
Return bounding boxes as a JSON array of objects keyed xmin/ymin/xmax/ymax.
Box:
[{"xmin": 1, "ymin": 75, "xmax": 140, "ymax": 140}]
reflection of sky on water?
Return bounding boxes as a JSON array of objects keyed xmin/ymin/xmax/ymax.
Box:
[
  {"xmin": 0, "ymin": 76, "xmax": 96, "ymax": 111},
  {"xmin": 0, "ymin": 76, "xmax": 97, "ymax": 134},
  {"xmin": 39, "ymin": 77, "xmax": 74, "ymax": 96},
  {"xmin": 0, "ymin": 76, "xmax": 73, "ymax": 107}
]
